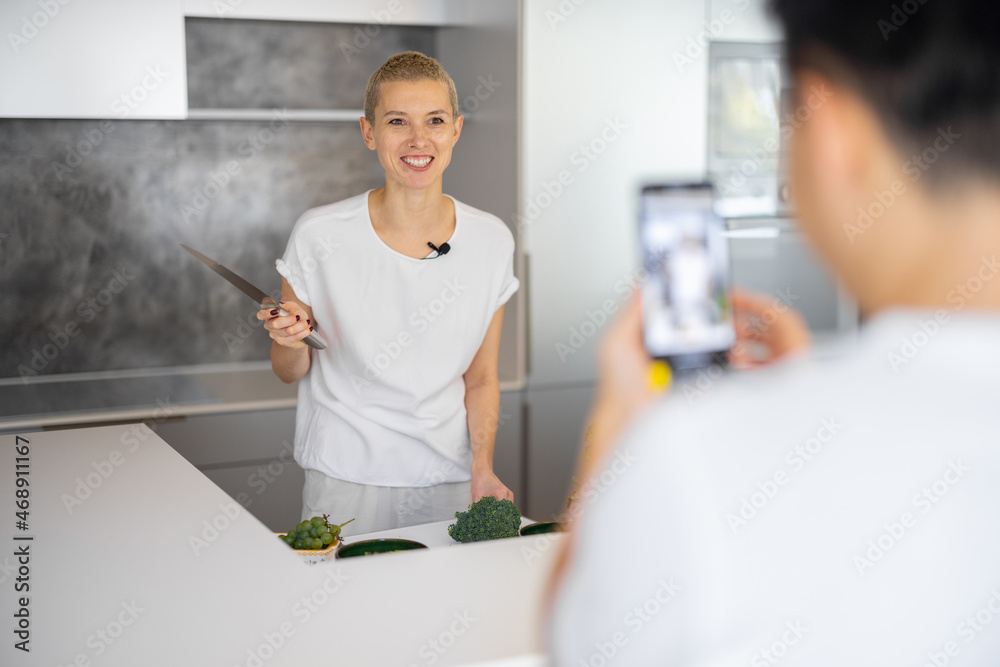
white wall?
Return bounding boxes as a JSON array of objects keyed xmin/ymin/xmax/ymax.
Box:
[
  {"xmin": 522, "ymin": 0, "xmax": 716, "ymax": 385},
  {"xmin": 519, "ymin": 0, "xmax": 787, "ymax": 518}
]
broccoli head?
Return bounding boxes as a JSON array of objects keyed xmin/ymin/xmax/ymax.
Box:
[{"xmin": 448, "ymin": 496, "xmax": 522, "ymax": 543}]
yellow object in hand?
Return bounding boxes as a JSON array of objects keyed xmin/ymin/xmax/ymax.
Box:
[{"xmin": 648, "ymin": 361, "xmax": 672, "ymax": 392}]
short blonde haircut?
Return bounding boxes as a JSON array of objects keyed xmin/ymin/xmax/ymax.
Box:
[{"xmin": 364, "ymin": 51, "xmax": 459, "ymax": 124}]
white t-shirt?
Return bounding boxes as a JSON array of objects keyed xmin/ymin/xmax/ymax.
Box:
[
  {"xmin": 551, "ymin": 309, "xmax": 1000, "ymax": 666},
  {"xmin": 276, "ymin": 191, "xmax": 518, "ymax": 487}
]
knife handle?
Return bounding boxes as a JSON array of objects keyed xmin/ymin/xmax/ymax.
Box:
[
  {"xmin": 269, "ymin": 306, "xmax": 328, "ymax": 351},
  {"xmin": 302, "ymin": 329, "xmax": 328, "ymax": 350}
]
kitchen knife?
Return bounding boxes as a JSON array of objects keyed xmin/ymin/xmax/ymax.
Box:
[{"xmin": 181, "ymin": 244, "xmax": 327, "ymax": 350}]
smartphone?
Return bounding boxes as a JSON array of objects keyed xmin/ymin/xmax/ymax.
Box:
[{"xmin": 639, "ymin": 182, "xmax": 734, "ymax": 369}]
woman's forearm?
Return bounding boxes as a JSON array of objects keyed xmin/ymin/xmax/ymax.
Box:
[
  {"xmin": 465, "ymin": 378, "xmax": 515, "ymax": 501},
  {"xmin": 465, "ymin": 379, "xmax": 501, "ymax": 472},
  {"xmin": 271, "ymin": 340, "xmax": 311, "ymax": 383}
]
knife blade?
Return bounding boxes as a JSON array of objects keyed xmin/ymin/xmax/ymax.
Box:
[{"xmin": 181, "ymin": 244, "xmax": 328, "ymax": 350}]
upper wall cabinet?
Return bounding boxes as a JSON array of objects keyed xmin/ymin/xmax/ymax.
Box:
[
  {"xmin": 0, "ymin": 0, "xmax": 472, "ymax": 119},
  {"xmin": 181, "ymin": 0, "xmax": 464, "ymax": 25},
  {"xmin": 709, "ymin": 0, "xmax": 782, "ymax": 42},
  {"xmin": 0, "ymin": 0, "xmax": 187, "ymax": 119}
]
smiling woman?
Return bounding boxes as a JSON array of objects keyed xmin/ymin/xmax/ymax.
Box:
[
  {"xmin": 361, "ymin": 73, "xmax": 465, "ymax": 254},
  {"xmin": 257, "ymin": 52, "xmax": 519, "ymax": 537}
]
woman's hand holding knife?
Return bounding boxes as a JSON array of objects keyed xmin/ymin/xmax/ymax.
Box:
[{"xmin": 258, "ymin": 300, "xmax": 314, "ymax": 349}]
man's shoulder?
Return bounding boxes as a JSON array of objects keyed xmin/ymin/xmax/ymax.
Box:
[
  {"xmin": 652, "ymin": 355, "xmax": 851, "ymax": 427},
  {"xmin": 627, "ymin": 353, "xmax": 863, "ymax": 474}
]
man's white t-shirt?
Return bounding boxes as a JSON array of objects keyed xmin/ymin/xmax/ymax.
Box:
[
  {"xmin": 276, "ymin": 191, "xmax": 518, "ymax": 487},
  {"xmin": 551, "ymin": 310, "xmax": 1000, "ymax": 666}
]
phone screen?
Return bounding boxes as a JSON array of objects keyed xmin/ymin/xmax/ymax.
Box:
[{"xmin": 640, "ymin": 183, "xmax": 735, "ymax": 361}]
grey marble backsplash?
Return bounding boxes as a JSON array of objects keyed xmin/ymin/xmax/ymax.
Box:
[
  {"xmin": 187, "ymin": 18, "xmax": 435, "ymax": 110},
  {"xmin": 0, "ymin": 19, "xmax": 437, "ymax": 380}
]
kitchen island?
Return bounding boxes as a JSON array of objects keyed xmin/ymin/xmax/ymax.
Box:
[{"xmin": 0, "ymin": 425, "xmax": 560, "ymax": 666}]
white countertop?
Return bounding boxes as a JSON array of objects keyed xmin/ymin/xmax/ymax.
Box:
[{"xmin": 0, "ymin": 425, "xmax": 559, "ymax": 666}]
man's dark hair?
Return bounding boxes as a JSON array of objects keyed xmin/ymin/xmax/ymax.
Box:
[{"xmin": 770, "ymin": 0, "xmax": 1000, "ymax": 181}]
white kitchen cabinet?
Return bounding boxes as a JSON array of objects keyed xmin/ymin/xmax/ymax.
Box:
[
  {"xmin": 709, "ymin": 0, "xmax": 782, "ymax": 42},
  {"xmin": 182, "ymin": 0, "xmax": 463, "ymax": 25},
  {"xmin": 494, "ymin": 391, "xmax": 525, "ymax": 504},
  {"xmin": 0, "ymin": 0, "xmax": 472, "ymax": 120},
  {"xmin": 0, "ymin": 0, "xmax": 187, "ymax": 118},
  {"xmin": 524, "ymin": 384, "xmax": 594, "ymax": 521}
]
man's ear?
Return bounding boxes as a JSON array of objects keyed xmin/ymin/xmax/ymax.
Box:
[
  {"xmin": 793, "ymin": 71, "xmax": 852, "ymax": 195},
  {"xmin": 360, "ymin": 117, "xmax": 377, "ymax": 150},
  {"xmin": 793, "ymin": 70, "xmax": 893, "ymax": 202},
  {"xmin": 788, "ymin": 69, "xmax": 919, "ymax": 313}
]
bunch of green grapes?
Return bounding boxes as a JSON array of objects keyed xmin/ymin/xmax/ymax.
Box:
[{"xmin": 279, "ymin": 515, "xmax": 355, "ymax": 551}]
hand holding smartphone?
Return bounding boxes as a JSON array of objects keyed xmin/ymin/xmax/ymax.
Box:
[{"xmin": 639, "ymin": 182, "xmax": 735, "ymax": 370}]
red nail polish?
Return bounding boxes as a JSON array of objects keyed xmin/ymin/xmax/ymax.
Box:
[
  {"xmin": 307, "ymin": 319, "xmax": 311, "ymax": 324},
  {"xmin": 309, "ymin": 326, "xmax": 314, "ymax": 331},
  {"xmin": 296, "ymin": 315, "xmax": 301, "ymax": 321},
  {"xmin": 270, "ymin": 309, "xmax": 278, "ymax": 316}
]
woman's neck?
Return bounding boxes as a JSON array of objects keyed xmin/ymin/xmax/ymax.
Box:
[{"xmin": 369, "ymin": 183, "xmax": 453, "ymax": 239}]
